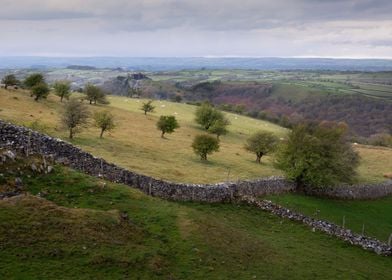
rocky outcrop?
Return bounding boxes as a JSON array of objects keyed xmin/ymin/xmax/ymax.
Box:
[
  {"xmin": 102, "ymin": 74, "xmax": 150, "ymax": 96},
  {"xmin": 131, "ymin": 73, "xmax": 149, "ymax": 80},
  {"xmin": 102, "ymin": 75, "xmax": 132, "ymax": 96}
]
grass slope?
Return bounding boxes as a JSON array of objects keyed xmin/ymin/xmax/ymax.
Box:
[
  {"xmin": 0, "ymin": 167, "xmax": 391, "ymax": 279},
  {"xmin": 266, "ymin": 193, "xmax": 392, "ymax": 243},
  {"xmin": 1, "ymin": 88, "xmax": 391, "ymax": 183},
  {"xmin": 0, "ymin": 89, "xmax": 286, "ymax": 183}
]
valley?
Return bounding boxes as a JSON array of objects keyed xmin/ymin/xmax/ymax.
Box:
[{"xmin": 1, "ymin": 67, "xmax": 391, "ymax": 279}]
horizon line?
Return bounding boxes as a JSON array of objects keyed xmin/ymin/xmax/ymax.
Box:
[{"xmin": 1, "ymin": 55, "xmax": 392, "ymax": 60}]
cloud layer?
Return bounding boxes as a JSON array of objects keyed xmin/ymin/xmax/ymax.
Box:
[{"xmin": 0, "ymin": 0, "xmax": 391, "ymax": 57}]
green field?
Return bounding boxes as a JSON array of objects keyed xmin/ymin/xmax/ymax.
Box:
[
  {"xmin": 1, "ymin": 166, "xmax": 391, "ymax": 279},
  {"xmin": 266, "ymin": 193, "xmax": 392, "ymax": 242},
  {"xmin": 1, "ymin": 88, "xmax": 391, "ymax": 183}
]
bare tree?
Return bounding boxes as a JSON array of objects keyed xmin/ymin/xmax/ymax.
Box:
[
  {"xmin": 61, "ymin": 99, "xmax": 90, "ymax": 139},
  {"xmin": 141, "ymin": 100, "xmax": 155, "ymax": 115}
]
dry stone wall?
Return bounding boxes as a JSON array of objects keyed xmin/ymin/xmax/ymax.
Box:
[
  {"xmin": 1, "ymin": 120, "xmax": 392, "ymax": 256},
  {"xmin": 0, "ymin": 120, "xmax": 294, "ymax": 202},
  {"xmin": 300, "ymin": 182, "xmax": 392, "ymax": 200},
  {"xmin": 241, "ymin": 196, "xmax": 392, "ymax": 256},
  {"xmin": 1, "ymin": 120, "xmax": 391, "ymax": 201}
]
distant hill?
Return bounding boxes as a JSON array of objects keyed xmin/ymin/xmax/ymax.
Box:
[
  {"xmin": 66, "ymin": 65, "xmax": 97, "ymax": 70},
  {"xmin": 188, "ymin": 81, "xmax": 392, "ymax": 137},
  {"xmin": 2, "ymin": 56, "xmax": 392, "ymax": 71}
]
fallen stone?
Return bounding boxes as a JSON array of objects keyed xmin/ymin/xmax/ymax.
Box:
[
  {"xmin": 31, "ymin": 163, "xmax": 37, "ymax": 172},
  {"xmin": 14, "ymin": 177, "xmax": 23, "ymax": 187},
  {"xmin": 4, "ymin": 150, "xmax": 16, "ymax": 160}
]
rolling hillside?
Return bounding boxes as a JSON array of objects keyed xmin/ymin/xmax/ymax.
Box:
[
  {"xmin": 1, "ymin": 163, "xmax": 391, "ymax": 279},
  {"xmin": 0, "ymin": 88, "xmax": 286, "ymax": 183},
  {"xmin": 1, "ymin": 80, "xmax": 392, "ymax": 279},
  {"xmin": 1, "ymin": 89, "xmax": 391, "ymax": 183},
  {"xmin": 2, "ymin": 68, "xmax": 391, "ymax": 137}
]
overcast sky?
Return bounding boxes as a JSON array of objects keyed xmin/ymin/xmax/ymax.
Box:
[{"xmin": 0, "ymin": 0, "xmax": 391, "ymax": 58}]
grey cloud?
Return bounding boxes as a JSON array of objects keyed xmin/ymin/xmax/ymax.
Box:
[
  {"xmin": 0, "ymin": 0, "xmax": 391, "ymax": 57},
  {"xmin": 0, "ymin": 11, "xmax": 91, "ymax": 21},
  {"xmin": 1, "ymin": 0, "xmax": 392, "ymax": 29}
]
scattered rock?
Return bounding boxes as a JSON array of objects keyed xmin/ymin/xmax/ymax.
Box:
[
  {"xmin": 14, "ymin": 177, "xmax": 23, "ymax": 187},
  {"xmin": 4, "ymin": 150, "xmax": 16, "ymax": 160},
  {"xmin": 120, "ymin": 211, "xmax": 129, "ymax": 221},
  {"xmin": 31, "ymin": 163, "xmax": 37, "ymax": 172}
]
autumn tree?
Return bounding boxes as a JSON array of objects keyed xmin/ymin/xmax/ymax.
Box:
[
  {"xmin": 156, "ymin": 115, "xmax": 179, "ymax": 138},
  {"xmin": 93, "ymin": 111, "xmax": 115, "ymax": 138}
]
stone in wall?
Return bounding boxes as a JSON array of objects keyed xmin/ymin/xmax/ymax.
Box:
[{"xmin": 301, "ymin": 182, "xmax": 392, "ymax": 200}]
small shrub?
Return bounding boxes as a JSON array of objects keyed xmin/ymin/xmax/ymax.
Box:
[
  {"xmin": 24, "ymin": 73, "xmax": 44, "ymax": 89},
  {"xmin": 84, "ymin": 84, "xmax": 107, "ymax": 105},
  {"xmin": 275, "ymin": 123, "xmax": 360, "ymax": 188},
  {"xmin": 208, "ymin": 118, "xmax": 230, "ymax": 140},
  {"xmin": 61, "ymin": 99, "xmax": 90, "ymax": 139},
  {"xmin": 141, "ymin": 100, "xmax": 155, "ymax": 115},
  {"xmin": 191, "ymin": 134, "xmax": 220, "ymax": 161},
  {"xmin": 156, "ymin": 115, "xmax": 179, "ymax": 138},
  {"xmin": 195, "ymin": 103, "xmax": 226, "ymax": 130},
  {"xmin": 1, "ymin": 74, "xmax": 20, "ymax": 89},
  {"xmin": 25, "ymin": 120, "xmax": 50, "ymax": 134},
  {"xmin": 31, "ymin": 82, "xmax": 50, "ymax": 101},
  {"xmin": 93, "ymin": 111, "xmax": 115, "ymax": 138},
  {"xmin": 53, "ymin": 81, "xmax": 71, "ymax": 102},
  {"xmin": 244, "ymin": 131, "xmax": 278, "ymax": 163}
]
